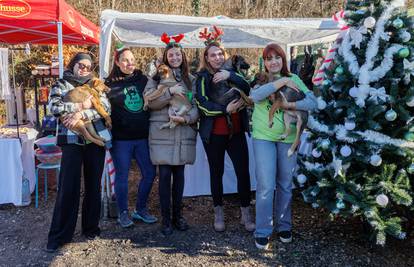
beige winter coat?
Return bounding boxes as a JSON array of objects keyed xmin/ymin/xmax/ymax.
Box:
[{"xmin": 144, "ymin": 74, "xmax": 199, "ymax": 165}]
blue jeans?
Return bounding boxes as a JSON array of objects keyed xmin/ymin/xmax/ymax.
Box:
[
  {"xmin": 253, "ymin": 139, "xmax": 297, "ymax": 238},
  {"xmin": 111, "ymin": 139, "xmax": 156, "ymax": 213}
]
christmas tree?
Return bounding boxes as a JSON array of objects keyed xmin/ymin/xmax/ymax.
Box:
[{"xmin": 299, "ymin": 0, "xmax": 414, "ymax": 245}]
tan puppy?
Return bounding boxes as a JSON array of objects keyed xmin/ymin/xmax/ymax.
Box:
[
  {"xmin": 62, "ymin": 78, "xmax": 111, "ymax": 146},
  {"xmin": 144, "ymin": 64, "xmax": 192, "ymax": 129}
]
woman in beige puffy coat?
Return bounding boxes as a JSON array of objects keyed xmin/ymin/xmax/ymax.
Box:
[{"xmin": 144, "ymin": 39, "xmax": 198, "ymax": 236}]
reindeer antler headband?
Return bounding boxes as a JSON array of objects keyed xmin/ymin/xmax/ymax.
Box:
[
  {"xmin": 160, "ymin": 32, "xmax": 185, "ymax": 48},
  {"xmin": 198, "ymin": 25, "xmax": 224, "ymax": 46}
]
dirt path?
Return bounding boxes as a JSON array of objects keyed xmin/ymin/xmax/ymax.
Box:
[{"xmin": 1, "ymin": 165, "xmax": 413, "ymax": 267}]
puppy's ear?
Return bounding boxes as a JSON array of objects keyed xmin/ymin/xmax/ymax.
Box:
[{"xmin": 231, "ymin": 55, "xmax": 239, "ymax": 65}]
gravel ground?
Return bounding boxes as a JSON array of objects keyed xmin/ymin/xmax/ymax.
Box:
[{"xmin": 1, "ymin": 163, "xmax": 414, "ymax": 267}]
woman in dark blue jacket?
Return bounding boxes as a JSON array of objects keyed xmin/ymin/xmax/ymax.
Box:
[{"xmin": 196, "ymin": 42, "xmax": 255, "ymax": 232}]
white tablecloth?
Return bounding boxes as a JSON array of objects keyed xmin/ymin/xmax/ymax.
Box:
[
  {"xmin": 183, "ymin": 131, "xmax": 312, "ymax": 197},
  {"xmin": 0, "ymin": 129, "xmax": 37, "ymax": 205},
  {"xmin": 184, "ymin": 134, "xmax": 257, "ymax": 197}
]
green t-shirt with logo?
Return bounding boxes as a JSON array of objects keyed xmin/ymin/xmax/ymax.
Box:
[{"xmin": 252, "ymin": 74, "xmax": 309, "ymax": 143}]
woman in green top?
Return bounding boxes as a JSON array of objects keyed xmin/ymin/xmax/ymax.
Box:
[{"xmin": 250, "ymin": 43, "xmax": 317, "ymax": 250}]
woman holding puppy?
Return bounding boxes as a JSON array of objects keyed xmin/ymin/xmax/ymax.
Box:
[
  {"xmin": 105, "ymin": 46, "xmax": 157, "ymax": 228},
  {"xmin": 250, "ymin": 43, "xmax": 317, "ymax": 250},
  {"xmin": 144, "ymin": 33, "xmax": 198, "ymax": 236},
  {"xmin": 46, "ymin": 52, "xmax": 110, "ymax": 252},
  {"xmin": 195, "ymin": 27, "xmax": 255, "ymax": 233}
]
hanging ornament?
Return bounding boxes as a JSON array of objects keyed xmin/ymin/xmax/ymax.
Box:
[
  {"xmin": 296, "ymin": 174, "xmax": 307, "ymax": 184},
  {"xmin": 345, "ymin": 120, "xmax": 356, "ymax": 130},
  {"xmin": 375, "ymin": 194, "xmax": 389, "ymax": 207},
  {"xmin": 335, "ymin": 66, "xmax": 344, "ymax": 75},
  {"xmin": 320, "ymin": 139, "xmax": 330, "ymax": 150},
  {"xmin": 349, "ymin": 86, "xmax": 358, "ymax": 98},
  {"xmin": 336, "ymin": 199, "xmax": 345, "ymax": 209},
  {"xmin": 317, "ymin": 98, "xmax": 327, "ymax": 110},
  {"xmin": 322, "ymin": 79, "xmax": 331, "ymax": 87},
  {"xmin": 400, "ymin": 31, "xmax": 411, "ymax": 42},
  {"xmin": 398, "ymin": 48, "xmax": 410, "ymax": 58},
  {"xmin": 404, "ymin": 132, "xmax": 414, "ymax": 141},
  {"xmin": 312, "ymin": 148, "xmax": 322, "ymax": 158},
  {"xmin": 407, "ymin": 164, "xmax": 414, "ymax": 174},
  {"xmin": 311, "ymin": 203, "xmax": 319, "ymax": 209},
  {"xmin": 392, "ymin": 18, "xmax": 404, "ymax": 29},
  {"xmin": 408, "ymin": 98, "xmax": 414, "ymax": 107},
  {"xmin": 340, "ymin": 145, "xmax": 352, "ymax": 157},
  {"xmin": 370, "ymin": 154, "xmax": 382, "ymax": 166},
  {"xmin": 385, "ymin": 109, "xmax": 397, "ymax": 121},
  {"xmin": 363, "ymin": 16, "xmax": 376, "ymax": 28}
]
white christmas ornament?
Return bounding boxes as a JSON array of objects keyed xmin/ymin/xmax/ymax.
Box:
[
  {"xmin": 349, "ymin": 86, "xmax": 358, "ymax": 97},
  {"xmin": 400, "ymin": 31, "xmax": 411, "ymax": 42},
  {"xmin": 340, "ymin": 145, "xmax": 352, "ymax": 157},
  {"xmin": 406, "ymin": 97, "xmax": 414, "ymax": 107},
  {"xmin": 317, "ymin": 97, "xmax": 327, "ymax": 110},
  {"xmin": 370, "ymin": 154, "xmax": 382, "ymax": 166},
  {"xmin": 320, "ymin": 139, "xmax": 330, "ymax": 149},
  {"xmin": 385, "ymin": 109, "xmax": 397, "ymax": 121},
  {"xmin": 376, "ymin": 194, "xmax": 389, "ymax": 207},
  {"xmin": 345, "ymin": 120, "xmax": 356, "ymax": 130},
  {"xmin": 363, "ymin": 16, "xmax": 376, "ymax": 28},
  {"xmin": 312, "ymin": 148, "xmax": 322, "ymax": 158},
  {"xmin": 297, "ymin": 174, "xmax": 307, "ymax": 184}
]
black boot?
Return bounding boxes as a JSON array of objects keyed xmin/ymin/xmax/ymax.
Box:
[
  {"xmin": 172, "ymin": 208, "xmax": 189, "ymax": 231},
  {"xmin": 161, "ymin": 217, "xmax": 173, "ymax": 236}
]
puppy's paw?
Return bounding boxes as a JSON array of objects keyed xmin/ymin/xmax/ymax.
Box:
[{"xmin": 268, "ymin": 122, "xmax": 274, "ymax": 128}]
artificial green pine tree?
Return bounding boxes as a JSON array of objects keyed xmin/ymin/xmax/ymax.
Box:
[{"xmin": 298, "ymin": 0, "xmax": 414, "ymax": 245}]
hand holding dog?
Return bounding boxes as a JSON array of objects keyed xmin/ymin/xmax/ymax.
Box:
[
  {"xmin": 226, "ymin": 98, "xmax": 244, "ymax": 113},
  {"xmin": 274, "ymin": 77, "xmax": 300, "ymax": 92},
  {"xmin": 63, "ymin": 112, "xmax": 82, "ymax": 129},
  {"xmin": 75, "ymin": 95, "xmax": 93, "ymax": 111},
  {"xmin": 169, "ymin": 84, "xmax": 186, "ymax": 98},
  {"xmin": 169, "ymin": 115, "xmax": 186, "ymax": 124},
  {"xmin": 213, "ymin": 70, "xmax": 230, "ymax": 83}
]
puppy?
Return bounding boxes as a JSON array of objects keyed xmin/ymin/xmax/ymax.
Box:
[
  {"xmin": 62, "ymin": 78, "xmax": 111, "ymax": 146},
  {"xmin": 144, "ymin": 64, "xmax": 192, "ymax": 129},
  {"xmin": 254, "ymin": 73, "xmax": 308, "ymax": 157},
  {"xmin": 209, "ymin": 55, "xmax": 252, "ymax": 107}
]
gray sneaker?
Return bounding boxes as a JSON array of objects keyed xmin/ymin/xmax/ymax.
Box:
[
  {"xmin": 117, "ymin": 211, "xmax": 134, "ymax": 228},
  {"xmin": 131, "ymin": 210, "xmax": 158, "ymax": 224}
]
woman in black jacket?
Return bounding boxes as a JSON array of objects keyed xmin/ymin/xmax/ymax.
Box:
[
  {"xmin": 105, "ymin": 47, "xmax": 157, "ymax": 228},
  {"xmin": 195, "ymin": 41, "xmax": 255, "ymax": 232}
]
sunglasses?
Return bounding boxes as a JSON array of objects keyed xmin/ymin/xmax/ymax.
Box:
[{"xmin": 77, "ymin": 63, "xmax": 92, "ymax": 71}]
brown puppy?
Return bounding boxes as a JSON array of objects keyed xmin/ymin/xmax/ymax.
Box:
[
  {"xmin": 253, "ymin": 73, "xmax": 308, "ymax": 157},
  {"xmin": 144, "ymin": 64, "xmax": 192, "ymax": 129},
  {"xmin": 62, "ymin": 78, "xmax": 111, "ymax": 146}
]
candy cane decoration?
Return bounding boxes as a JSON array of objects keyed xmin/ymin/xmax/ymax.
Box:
[{"xmin": 313, "ymin": 10, "xmax": 348, "ymax": 86}]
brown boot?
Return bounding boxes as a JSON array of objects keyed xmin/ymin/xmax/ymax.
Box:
[
  {"xmin": 240, "ymin": 206, "xmax": 255, "ymax": 232},
  {"xmin": 214, "ymin": 206, "xmax": 225, "ymax": 232}
]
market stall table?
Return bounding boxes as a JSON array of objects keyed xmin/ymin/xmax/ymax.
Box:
[{"xmin": 0, "ymin": 126, "xmax": 38, "ymax": 205}]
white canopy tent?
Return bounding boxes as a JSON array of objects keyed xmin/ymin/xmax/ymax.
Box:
[{"xmin": 99, "ymin": 10, "xmax": 340, "ymax": 78}]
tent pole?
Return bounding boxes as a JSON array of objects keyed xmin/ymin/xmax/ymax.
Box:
[
  {"xmin": 57, "ymin": 22, "xmax": 64, "ymax": 79},
  {"xmin": 10, "ymin": 48, "xmax": 20, "ymax": 142}
]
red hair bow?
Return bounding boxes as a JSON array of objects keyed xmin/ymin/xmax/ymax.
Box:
[{"xmin": 160, "ymin": 32, "xmax": 184, "ymax": 46}]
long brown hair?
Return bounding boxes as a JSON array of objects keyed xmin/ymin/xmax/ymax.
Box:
[
  {"xmin": 198, "ymin": 42, "xmax": 229, "ymax": 74},
  {"xmin": 262, "ymin": 43, "xmax": 290, "ymax": 77},
  {"xmin": 162, "ymin": 43, "xmax": 192, "ymax": 89}
]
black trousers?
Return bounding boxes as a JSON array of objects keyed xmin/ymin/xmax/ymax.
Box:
[
  {"xmin": 158, "ymin": 165, "xmax": 185, "ymax": 225},
  {"xmin": 47, "ymin": 143, "xmax": 105, "ymax": 247},
  {"xmin": 202, "ymin": 132, "xmax": 251, "ymax": 207}
]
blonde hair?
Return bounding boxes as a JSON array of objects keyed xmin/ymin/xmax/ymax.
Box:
[{"xmin": 198, "ymin": 42, "xmax": 228, "ymax": 74}]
